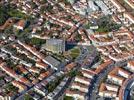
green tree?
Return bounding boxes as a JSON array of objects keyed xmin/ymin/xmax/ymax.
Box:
[
  {"xmin": 0, "ymin": 5, "xmax": 10, "ymax": 25},
  {"xmin": 64, "ymin": 96, "xmax": 74, "ymax": 100},
  {"xmin": 24, "ymin": 94, "xmax": 33, "ymax": 100}
]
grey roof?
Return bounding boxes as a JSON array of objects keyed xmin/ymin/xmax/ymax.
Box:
[
  {"xmin": 46, "ymin": 39, "xmax": 64, "ymax": 45},
  {"xmin": 95, "ymin": 1, "xmax": 111, "ymax": 15},
  {"xmin": 44, "ymin": 56, "xmax": 60, "ymax": 67}
]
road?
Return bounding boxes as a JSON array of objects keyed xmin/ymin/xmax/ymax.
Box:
[{"xmin": 88, "ymin": 61, "xmax": 115, "ymax": 100}]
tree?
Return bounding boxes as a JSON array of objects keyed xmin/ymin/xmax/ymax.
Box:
[
  {"xmin": 96, "ymin": 16, "xmax": 121, "ymax": 32},
  {"xmin": 64, "ymin": 96, "xmax": 74, "ymax": 100},
  {"xmin": 0, "ymin": 5, "xmax": 10, "ymax": 25},
  {"xmin": 24, "ymin": 94, "xmax": 33, "ymax": 100}
]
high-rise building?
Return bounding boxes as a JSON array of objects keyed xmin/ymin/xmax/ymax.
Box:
[{"xmin": 45, "ymin": 39, "xmax": 65, "ymax": 54}]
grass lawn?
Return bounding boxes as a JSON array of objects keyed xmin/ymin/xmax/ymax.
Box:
[
  {"xmin": 30, "ymin": 37, "xmax": 46, "ymax": 46},
  {"xmin": 69, "ymin": 47, "xmax": 80, "ymax": 59},
  {"xmin": 64, "ymin": 96, "xmax": 74, "ymax": 100}
]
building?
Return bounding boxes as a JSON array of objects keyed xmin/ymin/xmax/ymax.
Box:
[
  {"xmin": 36, "ymin": 61, "xmax": 49, "ymax": 69},
  {"xmin": 110, "ymin": 0, "xmax": 126, "ymax": 12},
  {"xmin": 12, "ymin": 80, "xmax": 27, "ymax": 92},
  {"xmin": 124, "ymin": 12, "xmax": 134, "ymax": 24},
  {"xmin": 13, "ymin": 20, "xmax": 27, "ymax": 30},
  {"xmin": 127, "ymin": 60, "xmax": 134, "ymax": 71},
  {"xmin": 124, "ymin": 0, "xmax": 134, "ymax": 9},
  {"xmin": 64, "ymin": 62, "xmax": 77, "ymax": 72},
  {"xmin": 71, "ymin": 82, "xmax": 89, "ymax": 93},
  {"xmin": 47, "ymin": 77, "xmax": 69, "ymax": 100},
  {"xmin": 107, "ymin": 67, "xmax": 131, "ymax": 85},
  {"xmin": 74, "ymin": 76, "xmax": 91, "ymax": 85},
  {"xmin": 45, "ymin": 39, "xmax": 65, "ymax": 54},
  {"xmin": 44, "ymin": 56, "xmax": 60, "ymax": 70},
  {"xmin": 0, "ymin": 95, "xmax": 15, "ymax": 100},
  {"xmin": 81, "ymin": 68, "xmax": 96, "ymax": 79},
  {"xmin": 67, "ymin": 0, "xmax": 75, "ymax": 4},
  {"xmin": 65, "ymin": 89, "xmax": 86, "ymax": 100},
  {"xmin": 99, "ymin": 83, "xmax": 119, "ymax": 98}
]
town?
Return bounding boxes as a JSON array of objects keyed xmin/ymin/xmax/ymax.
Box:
[{"xmin": 0, "ymin": 0, "xmax": 134, "ymax": 100}]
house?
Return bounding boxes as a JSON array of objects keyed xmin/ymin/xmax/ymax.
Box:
[
  {"xmin": 47, "ymin": 77, "xmax": 69, "ymax": 100},
  {"xmin": 12, "ymin": 80, "xmax": 27, "ymax": 92},
  {"xmin": 38, "ymin": 70, "xmax": 50, "ymax": 80},
  {"xmin": 124, "ymin": 0, "xmax": 134, "ymax": 9},
  {"xmin": 110, "ymin": 0, "xmax": 125, "ymax": 12},
  {"xmin": 71, "ymin": 82, "xmax": 89, "ymax": 93},
  {"xmin": 107, "ymin": 67, "xmax": 131, "ymax": 85},
  {"xmin": 13, "ymin": 20, "xmax": 27, "ymax": 30},
  {"xmin": 65, "ymin": 89, "xmax": 86, "ymax": 100},
  {"xmin": 64, "ymin": 62, "xmax": 77, "ymax": 72},
  {"xmin": 74, "ymin": 76, "xmax": 91, "ymax": 85},
  {"xmin": 127, "ymin": 60, "xmax": 134, "ymax": 71},
  {"xmin": 81, "ymin": 68, "xmax": 96, "ymax": 79},
  {"xmin": 99, "ymin": 83, "xmax": 119, "ymax": 98},
  {"xmin": 124, "ymin": 12, "xmax": 134, "ymax": 24},
  {"xmin": 19, "ymin": 77, "xmax": 32, "ymax": 87},
  {"xmin": 34, "ymin": 84, "xmax": 48, "ymax": 96},
  {"xmin": 36, "ymin": 61, "xmax": 48, "ymax": 69},
  {"xmin": 0, "ymin": 94, "xmax": 15, "ymax": 100}
]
